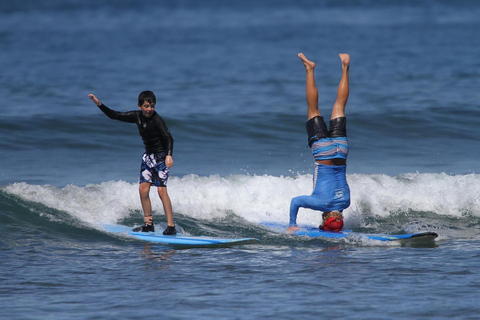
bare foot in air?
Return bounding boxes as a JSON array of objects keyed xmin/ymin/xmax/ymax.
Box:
[
  {"xmin": 339, "ymin": 53, "xmax": 350, "ymax": 70},
  {"xmin": 298, "ymin": 53, "xmax": 316, "ymax": 71}
]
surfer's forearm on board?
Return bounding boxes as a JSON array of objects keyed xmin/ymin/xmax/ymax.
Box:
[{"xmin": 289, "ymin": 211, "xmax": 298, "ymax": 227}]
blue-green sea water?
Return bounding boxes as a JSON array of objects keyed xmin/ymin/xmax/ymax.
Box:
[{"xmin": 1, "ymin": 1, "xmax": 479, "ymax": 319}]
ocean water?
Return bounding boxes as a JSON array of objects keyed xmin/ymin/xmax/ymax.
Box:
[{"xmin": 1, "ymin": 1, "xmax": 480, "ymax": 319}]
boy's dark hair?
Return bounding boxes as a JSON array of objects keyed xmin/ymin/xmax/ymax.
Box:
[{"xmin": 138, "ymin": 90, "xmax": 156, "ymax": 106}]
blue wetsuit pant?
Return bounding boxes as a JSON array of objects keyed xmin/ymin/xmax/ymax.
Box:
[{"xmin": 289, "ymin": 163, "xmax": 350, "ymax": 226}]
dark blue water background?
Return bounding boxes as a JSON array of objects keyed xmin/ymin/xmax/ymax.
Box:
[{"xmin": 1, "ymin": 1, "xmax": 479, "ymax": 319}]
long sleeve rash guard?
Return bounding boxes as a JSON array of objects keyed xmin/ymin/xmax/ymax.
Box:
[{"xmin": 98, "ymin": 104, "xmax": 174, "ymax": 156}]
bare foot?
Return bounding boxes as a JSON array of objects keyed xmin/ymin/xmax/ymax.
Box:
[
  {"xmin": 298, "ymin": 53, "xmax": 316, "ymax": 71},
  {"xmin": 339, "ymin": 53, "xmax": 350, "ymax": 70}
]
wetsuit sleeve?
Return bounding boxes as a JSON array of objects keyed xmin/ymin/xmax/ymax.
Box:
[
  {"xmin": 289, "ymin": 211, "xmax": 298, "ymax": 227},
  {"xmin": 289, "ymin": 197, "xmax": 300, "ymax": 227},
  {"xmin": 98, "ymin": 104, "xmax": 137, "ymax": 123},
  {"xmin": 156, "ymin": 116, "xmax": 174, "ymax": 156}
]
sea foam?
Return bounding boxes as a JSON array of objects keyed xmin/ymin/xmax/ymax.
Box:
[{"xmin": 4, "ymin": 172, "xmax": 480, "ymax": 229}]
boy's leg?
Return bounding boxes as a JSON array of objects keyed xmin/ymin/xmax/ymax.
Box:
[
  {"xmin": 330, "ymin": 53, "xmax": 350, "ymax": 120},
  {"xmin": 157, "ymin": 187, "xmax": 174, "ymax": 227},
  {"xmin": 298, "ymin": 53, "xmax": 321, "ymax": 120},
  {"xmin": 139, "ymin": 182, "xmax": 153, "ymax": 224}
]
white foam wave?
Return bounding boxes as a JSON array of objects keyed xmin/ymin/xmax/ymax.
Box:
[
  {"xmin": 349, "ymin": 172, "xmax": 480, "ymax": 217},
  {"xmin": 4, "ymin": 172, "xmax": 480, "ymax": 228}
]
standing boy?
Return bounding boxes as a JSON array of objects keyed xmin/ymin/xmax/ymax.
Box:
[{"xmin": 88, "ymin": 91, "xmax": 176, "ymax": 235}]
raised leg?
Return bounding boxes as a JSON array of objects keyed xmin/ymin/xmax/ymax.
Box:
[
  {"xmin": 298, "ymin": 53, "xmax": 320, "ymax": 120},
  {"xmin": 330, "ymin": 53, "xmax": 350, "ymax": 120}
]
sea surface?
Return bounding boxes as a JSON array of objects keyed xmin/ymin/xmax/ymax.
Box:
[{"xmin": 1, "ymin": 1, "xmax": 480, "ymax": 319}]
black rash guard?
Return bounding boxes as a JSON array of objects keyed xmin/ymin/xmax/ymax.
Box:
[{"xmin": 98, "ymin": 104, "xmax": 174, "ymax": 156}]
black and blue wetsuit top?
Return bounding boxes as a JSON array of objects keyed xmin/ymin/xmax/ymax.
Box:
[{"xmin": 98, "ymin": 104, "xmax": 173, "ymax": 156}]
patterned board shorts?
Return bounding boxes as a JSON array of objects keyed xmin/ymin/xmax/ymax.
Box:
[
  {"xmin": 139, "ymin": 153, "xmax": 169, "ymax": 187},
  {"xmin": 306, "ymin": 116, "xmax": 349, "ymax": 161}
]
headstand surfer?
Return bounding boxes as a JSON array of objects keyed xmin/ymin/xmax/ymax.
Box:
[
  {"xmin": 88, "ymin": 91, "xmax": 177, "ymax": 235},
  {"xmin": 287, "ymin": 53, "xmax": 351, "ymax": 233}
]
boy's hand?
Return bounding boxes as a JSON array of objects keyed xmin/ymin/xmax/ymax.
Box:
[
  {"xmin": 88, "ymin": 94, "xmax": 101, "ymax": 106},
  {"xmin": 286, "ymin": 226, "xmax": 300, "ymax": 233},
  {"xmin": 165, "ymin": 155, "xmax": 174, "ymax": 168}
]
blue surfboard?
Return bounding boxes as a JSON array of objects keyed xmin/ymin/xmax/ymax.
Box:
[
  {"xmin": 261, "ymin": 222, "xmax": 438, "ymax": 242},
  {"xmin": 102, "ymin": 224, "xmax": 260, "ymax": 247}
]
